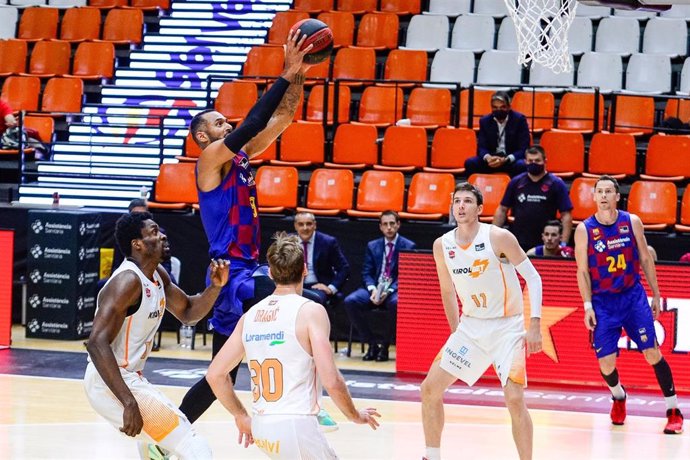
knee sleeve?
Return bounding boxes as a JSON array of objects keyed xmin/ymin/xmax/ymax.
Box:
[{"xmin": 653, "ymin": 357, "xmax": 676, "ymax": 397}]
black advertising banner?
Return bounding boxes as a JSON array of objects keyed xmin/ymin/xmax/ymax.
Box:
[{"xmin": 26, "ymin": 211, "xmax": 101, "ymax": 339}]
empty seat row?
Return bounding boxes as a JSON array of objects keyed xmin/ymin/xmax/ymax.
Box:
[
  {"xmin": 292, "ymin": 0, "xmax": 420, "ymax": 15},
  {"xmin": 0, "ymin": 6, "xmax": 143, "ymax": 42},
  {"xmin": 1, "ymin": 75, "xmax": 83, "ymax": 112},
  {"xmin": 0, "ymin": 39, "xmax": 114, "ymax": 79}
]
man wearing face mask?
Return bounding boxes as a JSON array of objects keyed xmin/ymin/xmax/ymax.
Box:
[
  {"xmin": 464, "ymin": 91, "xmax": 530, "ymax": 177},
  {"xmin": 493, "ymin": 145, "xmax": 573, "ymax": 251}
]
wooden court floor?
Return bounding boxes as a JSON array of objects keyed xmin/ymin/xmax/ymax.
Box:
[{"xmin": 2, "ymin": 328, "xmax": 689, "ymax": 459}]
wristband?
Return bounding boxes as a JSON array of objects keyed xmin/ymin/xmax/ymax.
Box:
[{"xmin": 584, "ymin": 301, "xmax": 593, "ymax": 311}]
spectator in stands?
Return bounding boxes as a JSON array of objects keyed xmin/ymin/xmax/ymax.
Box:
[
  {"xmin": 0, "ymin": 99, "xmax": 17, "ymax": 136},
  {"xmin": 527, "ymin": 220, "xmax": 574, "ymax": 258},
  {"xmin": 464, "ymin": 91, "xmax": 530, "ymax": 177},
  {"xmin": 493, "ymin": 145, "xmax": 573, "ymax": 251},
  {"xmin": 293, "ymin": 211, "xmax": 350, "ymax": 306},
  {"xmin": 343, "ymin": 211, "xmax": 416, "ymax": 362}
]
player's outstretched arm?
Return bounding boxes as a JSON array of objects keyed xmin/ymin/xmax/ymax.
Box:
[
  {"xmin": 433, "ymin": 237, "xmax": 460, "ymax": 332},
  {"xmin": 574, "ymin": 223, "xmax": 596, "ymax": 331},
  {"xmin": 206, "ymin": 316, "xmax": 254, "ymax": 447},
  {"xmin": 85, "ymin": 271, "xmax": 144, "ymax": 437},
  {"xmin": 630, "ymin": 214, "xmax": 661, "ymax": 318},
  {"xmin": 305, "ymin": 302, "xmax": 381, "ymax": 430},
  {"xmin": 160, "ymin": 259, "xmax": 229, "ymax": 325}
]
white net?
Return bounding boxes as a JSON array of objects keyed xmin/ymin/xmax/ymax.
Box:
[{"xmin": 503, "ymin": 0, "xmax": 578, "ymax": 74}]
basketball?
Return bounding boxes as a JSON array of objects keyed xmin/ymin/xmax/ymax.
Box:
[{"xmin": 290, "ymin": 19, "xmax": 334, "ymax": 65}]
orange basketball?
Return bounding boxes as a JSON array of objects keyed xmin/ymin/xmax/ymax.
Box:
[{"xmin": 290, "ymin": 19, "xmax": 334, "ymax": 65}]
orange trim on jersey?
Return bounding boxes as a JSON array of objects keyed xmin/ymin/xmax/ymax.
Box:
[
  {"xmin": 121, "ymin": 316, "xmax": 133, "ymax": 368},
  {"xmin": 498, "ymin": 263, "xmax": 508, "ymax": 317},
  {"xmin": 458, "ymin": 242, "xmax": 472, "ymax": 250}
]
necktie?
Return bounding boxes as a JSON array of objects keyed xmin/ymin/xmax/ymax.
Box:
[
  {"xmin": 302, "ymin": 241, "xmax": 309, "ymax": 267},
  {"xmin": 384, "ymin": 242, "xmax": 394, "ymax": 278}
]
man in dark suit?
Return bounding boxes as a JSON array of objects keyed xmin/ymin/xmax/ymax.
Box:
[
  {"xmin": 464, "ymin": 91, "xmax": 530, "ymax": 177},
  {"xmin": 294, "ymin": 211, "xmax": 350, "ymax": 306},
  {"xmin": 343, "ymin": 210, "xmax": 417, "ymax": 362}
]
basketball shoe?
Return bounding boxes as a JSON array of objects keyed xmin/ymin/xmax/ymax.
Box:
[
  {"xmin": 664, "ymin": 408, "xmax": 684, "ymax": 434},
  {"xmin": 317, "ymin": 408, "xmax": 339, "ymax": 433},
  {"xmin": 137, "ymin": 442, "xmax": 171, "ymax": 460},
  {"xmin": 610, "ymin": 392, "xmax": 627, "ymax": 426}
]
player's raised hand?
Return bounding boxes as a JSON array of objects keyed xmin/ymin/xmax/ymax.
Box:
[
  {"xmin": 209, "ymin": 259, "xmax": 230, "ymax": 288},
  {"xmin": 120, "ymin": 401, "xmax": 143, "ymax": 437},
  {"xmin": 235, "ymin": 413, "xmax": 254, "ymax": 448},
  {"xmin": 584, "ymin": 308, "xmax": 597, "ymax": 331},
  {"xmin": 283, "ymin": 29, "xmax": 313, "ymax": 78},
  {"xmin": 353, "ymin": 407, "xmax": 381, "ymax": 430}
]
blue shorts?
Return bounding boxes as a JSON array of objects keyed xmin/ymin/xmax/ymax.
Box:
[
  {"xmin": 592, "ymin": 282, "xmax": 656, "ymax": 359},
  {"xmin": 208, "ymin": 259, "xmax": 264, "ymax": 336}
]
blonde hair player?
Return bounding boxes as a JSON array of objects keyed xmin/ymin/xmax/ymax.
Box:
[
  {"xmin": 421, "ymin": 182, "xmax": 543, "ymax": 460},
  {"xmin": 206, "ymin": 232, "xmax": 380, "ymax": 459}
]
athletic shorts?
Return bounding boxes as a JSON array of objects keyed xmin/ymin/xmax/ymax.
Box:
[
  {"xmin": 592, "ymin": 282, "xmax": 656, "ymax": 359},
  {"xmin": 251, "ymin": 414, "xmax": 338, "ymax": 459},
  {"xmin": 83, "ymin": 363, "xmax": 200, "ymax": 454},
  {"xmin": 438, "ymin": 314, "xmax": 526, "ymax": 387},
  {"xmin": 208, "ymin": 260, "xmax": 258, "ymax": 336}
]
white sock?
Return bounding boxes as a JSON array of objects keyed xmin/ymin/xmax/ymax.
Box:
[
  {"xmin": 665, "ymin": 395, "xmax": 679, "ymax": 410},
  {"xmin": 425, "ymin": 447, "xmax": 441, "ymax": 460},
  {"xmin": 609, "ymin": 383, "xmax": 625, "ymax": 400}
]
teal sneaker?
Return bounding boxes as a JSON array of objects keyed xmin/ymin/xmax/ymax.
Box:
[
  {"xmin": 317, "ymin": 408, "xmax": 339, "ymax": 433},
  {"xmin": 137, "ymin": 442, "xmax": 171, "ymax": 460}
]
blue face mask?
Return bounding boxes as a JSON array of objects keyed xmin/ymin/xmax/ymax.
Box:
[{"xmin": 526, "ymin": 162, "xmax": 545, "ymax": 176}]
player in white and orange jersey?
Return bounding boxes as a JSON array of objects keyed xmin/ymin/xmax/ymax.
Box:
[
  {"xmin": 206, "ymin": 232, "xmax": 380, "ymax": 459},
  {"xmin": 84, "ymin": 212, "xmax": 229, "ymax": 459},
  {"xmin": 421, "ymin": 182, "xmax": 543, "ymax": 460}
]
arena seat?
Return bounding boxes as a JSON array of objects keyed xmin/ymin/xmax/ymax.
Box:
[
  {"xmin": 641, "ymin": 134, "xmax": 690, "ymax": 182},
  {"xmin": 346, "ymin": 170, "xmax": 405, "ymax": 217},
  {"xmin": 254, "ymin": 166, "xmax": 299, "ymax": 213},
  {"xmin": 0, "ymin": 39, "xmax": 27, "ymax": 76},
  {"xmin": 584, "ymin": 132, "xmax": 636, "ymax": 180},
  {"xmin": 148, "ymin": 163, "xmax": 197, "ymax": 210},
  {"xmin": 427, "ymin": 0, "xmax": 470, "ymax": 17},
  {"xmin": 0, "ymin": 7, "xmax": 18, "ymax": 40},
  {"xmin": 24, "ymin": 115, "xmax": 54, "ymax": 145},
  {"xmin": 673, "ymin": 186, "xmax": 690, "ymax": 233},
  {"xmin": 41, "ymin": 77, "xmax": 83, "ymax": 113},
  {"xmin": 642, "ymin": 17, "xmax": 687, "ymax": 57},
  {"xmin": 664, "ymin": 98, "xmax": 690, "ymax": 123},
  {"xmin": 17, "ymin": 7, "xmax": 58, "ymax": 41},
  {"xmin": 468, "ymin": 173, "xmax": 510, "ymax": 222},
  {"xmin": 305, "ymin": 84, "xmax": 351, "ymax": 124},
  {"xmin": 382, "ymin": 49, "xmax": 428, "ymax": 86},
  {"xmin": 332, "ymin": 46, "xmax": 376, "ymax": 85},
  {"xmin": 60, "ymin": 7, "xmax": 101, "ymax": 42},
  {"xmin": 511, "ymin": 90, "xmax": 555, "ymax": 132},
  {"xmin": 426, "ymin": 48, "xmax": 474, "ymax": 89},
  {"xmin": 317, "ymin": 11, "xmax": 355, "ymax": 48},
  {"xmin": 297, "ymin": 168, "xmax": 354, "ymax": 216},
  {"xmin": 458, "ymin": 88, "xmax": 494, "ymax": 129},
  {"xmin": 623, "ymin": 54, "xmax": 671, "ymax": 95},
  {"xmin": 267, "ymin": 11, "xmax": 309, "ymax": 45},
  {"xmin": 102, "ymin": 8, "xmax": 143, "ymax": 44},
  {"xmin": 610, "ymin": 95, "xmax": 654, "ymax": 136},
  {"xmin": 129, "ymin": 0, "xmax": 170, "ymax": 10},
  {"xmin": 539, "ymin": 131, "xmax": 584, "ymax": 178},
  {"xmin": 406, "ymin": 87, "xmax": 451, "ymax": 128},
  {"xmin": 450, "ymin": 14, "xmax": 495, "ymax": 52},
  {"xmin": 22, "ymin": 40, "xmax": 70, "ymax": 78},
  {"xmin": 472, "ymin": 0, "xmax": 508, "ymax": 17},
  {"xmin": 241, "ymin": 46, "xmax": 285, "ymax": 84},
  {"xmin": 626, "ymin": 181, "xmax": 677, "ymax": 230},
  {"xmin": 336, "ymin": 0, "xmax": 377, "ymax": 14},
  {"xmin": 68, "ymin": 41, "xmax": 114, "ymax": 80},
  {"xmin": 569, "ymin": 177, "xmax": 597, "ymax": 224},
  {"xmin": 214, "ymin": 81, "xmax": 258, "ymax": 122},
  {"xmin": 88, "ymin": 0, "xmax": 127, "ymax": 7},
  {"xmin": 568, "ymin": 17, "xmax": 593, "ymax": 55},
  {"xmin": 380, "ymin": 0, "xmax": 420, "ymax": 15},
  {"xmin": 272, "ymin": 122, "xmax": 324, "ymax": 167},
  {"xmin": 577, "ymin": 52, "xmax": 623, "ymax": 94},
  {"xmin": 293, "ymin": 0, "xmax": 333, "ymax": 13},
  {"xmin": 325, "ymin": 123, "xmax": 378, "ymax": 170},
  {"xmin": 400, "ymin": 172, "xmax": 455, "ymax": 220},
  {"xmin": 1, "ymin": 75, "xmax": 40, "ymax": 111},
  {"xmin": 594, "ymin": 16, "xmax": 639, "ymax": 56},
  {"xmin": 423, "ymin": 127, "xmax": 476, "ymax": 174},
  {"xmin": 355, "ymin": 12, "xmax": 398, "ymax": 50},
  {"xmin": 528, "ymin": 61, "xmax": 574, "ymax": 92},
  {"xmin": 375, "ymin": 125, "xmax": 427, "ymax": 172},
  {"xmin": 554, "ymin": 92, "xmax": 605, "ymax": 133},
  {"xmin": 402, "ymin": 14, "xmax": 448, "ymax": 51},
  {"xmin": 175, "ymin": 132, "xmax": 202, "ymax": 162},
  {"xmin": 356, "ymin": 86, "xmax": 404, "ymax": 127}
]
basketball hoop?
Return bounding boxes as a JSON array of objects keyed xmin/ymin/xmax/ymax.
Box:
[{"xmin": 503, "ymin": 0, "xmax": 578, "ymax": 74}]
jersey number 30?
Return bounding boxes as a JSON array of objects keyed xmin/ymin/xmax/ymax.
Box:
[
  {"xmin": 249, "ymin": 358, "xmax": 284, "ymax": 403},
  {"xmin": 606, "ymin": 254, "xmax": 627, "ymax": 273}
]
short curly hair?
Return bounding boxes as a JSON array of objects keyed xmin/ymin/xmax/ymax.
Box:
[{"xmin": 115, "ymin": 211, "xmax": 153, "ymax": 257}]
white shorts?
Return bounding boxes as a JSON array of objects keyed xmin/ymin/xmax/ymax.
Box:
[
  {"xmin": 438, "ymin": 314, "xmax": 527, "ymax": 387},
  {"xmin": 83, "ymin": 363, "xmax": 205, "ymax": 456},
  {"xmin": 251, "ymin": 414, "xmax": 338, "ymax": 459}
]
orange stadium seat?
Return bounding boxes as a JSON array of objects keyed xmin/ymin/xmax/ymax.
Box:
[
  {"xmin": 332, "ymin": 46, "xmax": 376, "ymax": 85},
  {"xmin": 297, "ymin": 168, "xmax": 355, "ymax": 216},
  {"xmin": 305, "ymin": 84, "xmax": 351, "ymax": 124},
  {"xmin": 304, "ymin": 59, "xmax": 330, "ymax": 85},
  {"xmin": 406, "ymin": 87, "xmax": 451, "ymax": 128},
  {"xmin": 267, "ymin": 11, "xmax": 309, "ymax": 45},
  {"xmin": 382, "ymin": 49, "xmax": 428, "ymax": 87},
  {"xmin": 664, "ymin": 98, "xmax": 690, "ymax": 124},
  {"xmin": 255, "ymin": 166, "xmax": 299, "ymax": 213},
  {"xmin": 569, "ymin": 177, "xmax": 597, "ymax": 223},
  {"xmin": 293, "ymin": 0, "xmax": 333, "ymax": 13},
  {"xmin": 24, "ymin": 115, "xmax": 54, "ymax": 144},
  {"xmin": 347, "ymin": 170, "xmax": 405, "ymax": 217},
  {"xmin": 18, "ymin": 7, "xmax": 59, "ymax": 42},
  {"xmin": 611, "ymin": 95, "xmax": 654, "ymax": 136},
  {"xmin": 380, "ymin": 0, "xmax": 421, "ymax": 15},
  {"xmin": 60, "ymin": 7, "xmax": 101, "ymax": 42},
  {"xmin": 375, "ymin": 125, "xmax": 427, "ymax": 171},
  {"xmin": 68, "ymin": 42, "xmax": 115, "ymax": 80},
  {"xmin": 400, "ymin": 172, "xmax": 455, "ymax": 220},
  {"xmin": 584, "ymin": 132, "xmax": 637, "ymax": 179},
  {"xmin": 641, "ymin": 134, "xmax": 690, "ymax": 182},
  {"xmin": 273, "ymin": 122, "xmax": 324, "ymax": 167},
  {"xmin": 176, "ymin": 132, "xmax": 202, "ymax": 162},
  {"xmin": 357, "ymin": 86, "xmax": 404, "ymax": 126},
  {"xmin": 249, "ymin": 140, "xmax": 277, "ymax": 166},
  {"xmin": 337, "ymin": 0, "xmax": 377, "ymax": 14},
  {"xmin": 129, "ymin": 0, "xmax": 171, "ymax": 9},
  {"xmin": 102, "ymin": 8, "xmax": 144, "ymax": 44},
  {"xmin": 148, "ymin": 163, "xmax": 197, "ymax": 210},
  {"xmin": 424, "ymin": 127, "xmax": 476, "ymax": 174},
  {"xmin": 458, "ymin": 89, "xmax": 494, "ymax": 129},
  {"xmin": 356, "ymin": 13, "xmax": 399, "ymax": 50},
  {"xmin": 674, "ymin": 186, "xmax": 690, "ymax": 233},
  {"xmin": 88, "ymin": 0, "xmax": 128, "ymax": 7},
  {"xmin": 23, "ymin": 40, "xmax": 70, "ymax": 78},
  {"xmin": 214, "ymin": 81, "xmax": 258, "ymax": 122},
  {"xmin": 41, "ymin": 77, "xmax": 83, "ymax": 113},
  {"xmin": 0, "ymin": 39, "xmax": 27, "ymax": 77},
  {"xmin": 539, "ymin": 131, "xmax": 584, "ymax": 178},
  {"xmin": 468, "ymin": 173, "xmax": 510, "ymax": 222},
  {"xmin": 242, "ymin": 46, "xmax": 285, "ymax": 84},
  {"xmin": 325, "ymin": 123, "xmax": 379, "ymax": 169},
  {"xmin": 317, "ymin": 11, "xmax": 355, "ymax": 48},
  {"xmin": 1, "ymin": 76, "xmax": 40, "ymax": 111},
  {"xmin": 626, "ymin": 181, "xmax": 677, "ymax": 230},
  {"xmin": 555, "ymin": 92, "xmax": 605, "ymax": 133},
  {"xmin": 512, "ymin": 90, "xmax": 555, "ymax": 132}
]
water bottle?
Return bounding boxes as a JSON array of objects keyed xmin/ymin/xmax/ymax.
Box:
[
  {"xmin": 139, "ymin": 185, "xmax": 149, "ymax": 200},
  {"xmin": 51, "ymin": 191, "xmax": 60, "ymax": 208},
  {"xmin": 180, "ymin": 324, "xmax": 194, "ymax": 348}
]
